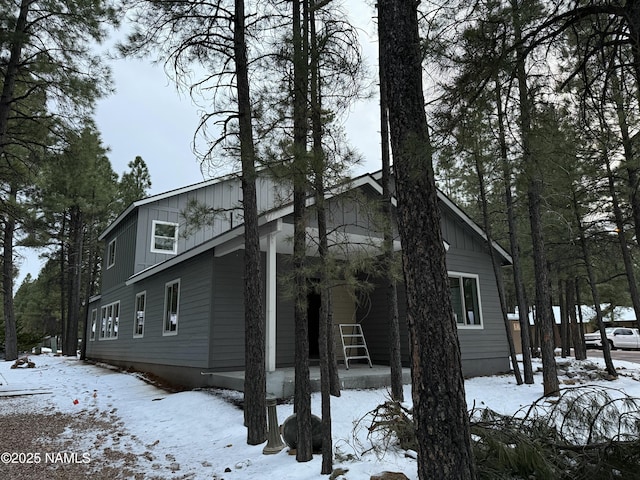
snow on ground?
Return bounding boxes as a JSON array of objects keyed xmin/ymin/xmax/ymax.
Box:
[{"xmin": 1, "ymin": 354, "xmax": 639, "ymax": 480}]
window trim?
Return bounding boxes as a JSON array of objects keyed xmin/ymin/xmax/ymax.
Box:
[
  {"xmin": 449, "ymin": 271, "xmax": 483, "ymax": 329},
  {"xmin": 163, "ymin": 279, "xmax": 180, "ymax": 336},
  {"xmin": 151, "ymin": 220, "xmax": 179, "ymax": 254},
  {"xmin": 89, "ymin": 309, "xmax": 97, "ymax": 341},
  {"xmin": 133, "ymin": 291, "xmax": 146, "ymax": 338},
  {"xmin": 107, "ymin": 238, "xmax": 116, "ymax": 269},
  {"xmin": 99, "ymin": 301, "xmax": 120, "ymax": 340}
]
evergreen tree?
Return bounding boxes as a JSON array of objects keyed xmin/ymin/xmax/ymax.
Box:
[
  {"xmin": 378, "ymin": 0, "xmax": 476, "ymax": 477},
  {"xmin": 118, "ymin": 156, "xmax": 152, "ymax": 208},
  {"xmin": 122, "ymin": 0, "xmax": 267, "ymax": 444},
  {"xmin": 1, "ymin": 84, "xmax": 49, "ymax": 362},
  {"xmin": 36, "ymin": 125, "xmax": 117, "ymax": 356},
  {"xmin": 0, "ymin": 0, "xmax": 119, "ymax": 360},
  {"xmin": 14, "ymin": 263, "xmax": 63, "ymax": 348},
  {"xmin": 377, "ymin": 7, "xmax": 404, "ymax": 402}
]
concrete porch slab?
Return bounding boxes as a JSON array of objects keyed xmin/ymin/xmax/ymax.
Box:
[{"xmin": 202, "ymin": 363, "xmax": 411, "ymax": 399}]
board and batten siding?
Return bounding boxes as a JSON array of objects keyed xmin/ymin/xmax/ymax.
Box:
[
  {"xmin": 447, "ymin": 249, "xmax": 509, "ymax": 375},
  {"xmin": 102, "ymin": 212, "xmax": 137, "ymax": 293},
  {"xmin": 133, "ymin": 178, "xmax": 244, "ymax": 274},
  {"xmin": 87, "ymin": 252, "xmax": 214, "ymax": 369},
  {"xmin": 305, "ymin": 184, "xmax": 388, "ymax": 239},
  {"xmin": 208, "ymin": 250, "xmax": 334, "ymax": 369},
  {"xmin": 131, "ymin": 175, "xmax": 295, "ymax": 275}
]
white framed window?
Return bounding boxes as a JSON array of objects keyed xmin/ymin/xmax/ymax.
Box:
[
  {"xmin": 151, "ymin": 220, "xmax": 178, "ymax": 254},
  {"xmin": 107, "ymin": 239, "xmax": 116, "ymax": 269},
  {"xmin": 449, "ymin": 272, "xmax": 483, "ymax": 328},
  {"xmin": 99, "ymin": 301, "xmax": 120, "ymax": 339},
  {"xmin": 163, "ymin": 279, "xmax": 180, "ymax": 335},
  {"xmin": 89, "ymin": 309, "xmax": 97, "ymax": 341},
  {"xmin": 134, "ymin": 291, "xmax": 146, "ymax": 338}
]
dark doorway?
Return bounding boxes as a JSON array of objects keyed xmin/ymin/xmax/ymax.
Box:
[{"xmin": 307, "ymin": 291, "xmax": 321, "ymax": 359}]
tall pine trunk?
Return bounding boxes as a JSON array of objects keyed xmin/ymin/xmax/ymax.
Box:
[
  {"xmin": 612, "ymin": 72, "xmax": 640, "ymax": 251},
  {"xmin": 567, "ymin": 278, "xmax": 586, "ymax": 361},
  {"xmin": 571, "ymin": 187, "xmax": 617, "ymax": 375},
  {"xmin": 292, "ymin": 0, "xmax": 312, "ymax": 463},
  {"xmin": 473, "ymin": 144, "xmax": 522, "ymax": 384},
  {"xmin": 80, "ymin": 219, "xmax": 99, "ymax": 361},
  {"xmin": 626, "ymin": 3, "xmax": 640, "ymax": 246},
  {"xmin": 377, "ymin": 6, "xmax": 404, "ymax": 402},
  {"xmin": 309, "ymin": 5, "xmax": 337, "ymax": 472},
  {"xmin": 63, "ymin": 205, "xmax": 83, "ymax": 356},
  {"xmin": 511, "ymin": 0, "xmax": 558, "ymax": 396},
  {"xmin": 235, "ymin": 0, "xmax": 266, "ymax": 445},
  {"xmin": 59, "ymin": 215, "xmax": 67, "ymax": 353},
  {"xmin": 0, "ymin": 0, "xmax": 30, "ymax": 361},
  {"xmin": 575, "ymin": 280, "xmax": 587, "ymax": 357},
  {"xmin": 378, "ymin": 1, "xmax": 476, "ymax": 478},
  {"xmin": 558, "ymin": 279, "xmax": 569, "ymax": 358},
  {"xmin": 495, "ymin": 80, "xmax": 533, "ymax": 384},
  {"xmin": 2, "ymin": 186, "xmax": 18, "ymax": 361},
  {"xmin": 0, "ymin": 0, "xmax": 29, "ymax": 161},
  {"xmin": 604, "ymin": 152, "xmax": 640, "ymax": 332}
]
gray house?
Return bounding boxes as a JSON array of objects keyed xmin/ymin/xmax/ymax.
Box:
[{"xmin": 85, "ymin": 171, "xmax": 512, "ymax": 391}]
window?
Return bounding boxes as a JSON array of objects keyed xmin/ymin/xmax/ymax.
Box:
[
  {"xmin": 134, "ymin": 291, "xmax": 146, "ymax": 338},
  {"xmin": 151, "ymin": 220, "xmax": 178, "ymax": 254},
  {"xmin": 89, "ymin": 309, "xmax": 97, "ymax": 341},
  {"xmin": 449, "ymin": 273, "xmax": 482, "ymax": 328},
  {"xmin": 100, "ymin": 301, "xmax": 120, "ymax": 339},
  {"xmin": 163, "ymin": 280, "xmax": 180, "ymax": 335},
  {"xmin": 107, "ymin": 239, "xmax": 116, "ymax": 268}
]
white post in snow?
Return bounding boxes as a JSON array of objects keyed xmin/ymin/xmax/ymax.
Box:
[{"xmin": 265, "ymin": 222, "xmax": 280, "ymax": 372}]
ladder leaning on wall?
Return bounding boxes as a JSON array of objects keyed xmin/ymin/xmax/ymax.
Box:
[{"xmin": 339, "ymin": 323, "xmax": 373, "ymax": 370}]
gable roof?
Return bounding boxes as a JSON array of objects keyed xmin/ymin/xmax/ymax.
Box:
[
  {"xmin": 106, "ymin": 169, "xmax": 511, "ymax": 284},
  {"xmin": 99, "ymin": 171, "xmax": 240, "ymax": 241},
  {"xmin": 124, "ymin": 172, "xmax": 390, "ymax": 285},
  {"xmin": 368, "ymin": 171, "xmax": 512, "ymax": 265}
]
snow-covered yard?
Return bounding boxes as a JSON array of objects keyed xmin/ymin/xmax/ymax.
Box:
[{"xmin": 0, "ymin": 354, "xmax": 639, "ymax": 479}]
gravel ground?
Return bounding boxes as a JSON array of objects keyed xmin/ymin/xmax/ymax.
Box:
[
  {"xmin": 0, "ymin": 410, "xmax": 141, "ymax": 479},
  {"xmin": 0, "ymin": 386, "xmax": 194, "ymax": 480},
  {"xmin": 0, "ymin": 394, "xmax": 151, "ymax": 480},
  {"xmin": 0, "ymin": 358, "xmax": 199, "ymax": 480}
]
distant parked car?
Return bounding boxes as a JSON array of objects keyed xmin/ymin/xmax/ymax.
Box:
[
  {"xmin": 584, "ymin": 327, "xmax": 640, "ymax": 350},
  {"xmin": 31, "ymin": 346, "xmax": 52, "ymax": 355}
]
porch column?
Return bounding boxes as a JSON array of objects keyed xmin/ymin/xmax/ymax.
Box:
[{"xmin": 265, "ymin": 222, "xmax": 280, "ymax": 372}]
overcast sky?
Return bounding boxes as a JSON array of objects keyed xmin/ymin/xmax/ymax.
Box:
[
  {"xmin": 17, "ymin": 4, "xmax": 383, "ymax": 285},
  {"xmin": 95, "ymin": 3, "xmax": 382, "ymax": 196}
]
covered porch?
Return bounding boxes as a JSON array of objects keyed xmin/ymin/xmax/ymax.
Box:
[
  {"xmin": 219, "ymin": 214, "xmax": 400, "ymax": 373},
  {"xmin": 201, "ymin": 363, "xmax": 411, "ymax": 399}
]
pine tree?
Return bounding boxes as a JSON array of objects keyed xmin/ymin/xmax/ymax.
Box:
[
  {"xmin": 378, "ymin": 0, "xmax": 476, "ymax": 477},
  {"xmin": 122, "ymin": 0, "xmax": 268, "ymax": 444},
  {"xmin": 0, "ymin": 0, "xmax": 119, "ymax": 361},
  {"xmin": 118, "ymin": 156, "xmax": 152, "ymax": 208}
]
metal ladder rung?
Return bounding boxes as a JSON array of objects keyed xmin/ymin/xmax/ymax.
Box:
[{"xmin": 339, "ymin": 324, "xmax": 373, "ymax": 370}]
